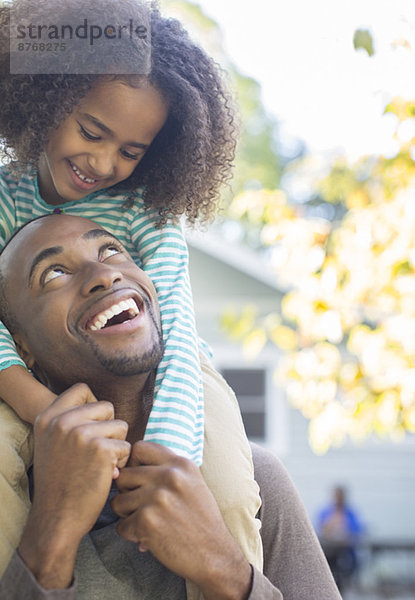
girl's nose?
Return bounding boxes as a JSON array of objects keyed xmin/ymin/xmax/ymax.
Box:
[{"xmin": 87, "ymin": 147, "xmax": 116, "ymax": 178}]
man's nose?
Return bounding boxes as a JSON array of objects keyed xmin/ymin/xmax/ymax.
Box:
[{"xmin": 80, "ymin": 262, "xmax": 123, "ymax": 296}]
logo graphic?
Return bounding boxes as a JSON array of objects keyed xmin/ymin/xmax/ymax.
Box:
[{"xmin": 8, "ymin": 2, "xmax": 151, "ymax": 74}]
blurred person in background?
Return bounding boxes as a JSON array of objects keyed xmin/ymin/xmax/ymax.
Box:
[{"xmin": 316, "ymin": 485, "xmax": 364, "ymax": 593}]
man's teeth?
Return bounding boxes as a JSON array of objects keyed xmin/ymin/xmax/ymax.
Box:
[
  {"xmin": 71, "ymin": 162, "xmax": 97, "ymax": 183},
  {"xmin": 89, "ymin": 298, "xmax": 139, "ymax": 331}
]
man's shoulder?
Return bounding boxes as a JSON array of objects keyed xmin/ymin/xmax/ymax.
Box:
[
  {"xmin": 0, "ymin": 400, "xmax": 33, "ymax": 472},
  {"xmin": 250, "ymin": 442, "xmax": 295, "ymax": 495}
]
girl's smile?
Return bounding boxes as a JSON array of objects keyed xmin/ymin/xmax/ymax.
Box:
[
  {"xmin": 37, "ymin": 80, "xmax": 169, "ymax": 206},
  {"xmin": 66, "ymin": 159, "xmax": 102, "ymax": 191}
]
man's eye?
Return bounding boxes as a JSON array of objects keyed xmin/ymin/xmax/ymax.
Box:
[
  {"xmin": 101, "ymin": 246, "xmax": 122, "ymax": 260},
  {"xmin": 43, "ymin": 266, "xmax": 66, "ymax": 284}
]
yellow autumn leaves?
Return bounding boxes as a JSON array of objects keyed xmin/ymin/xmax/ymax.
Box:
[{"xmin": 221, "ymin": 100, "xmax": 415, "ymax": 452}]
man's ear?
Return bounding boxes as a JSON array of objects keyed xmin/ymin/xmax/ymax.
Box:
[{"xmin": 12, "ymin": 333, "xmax": 36, "ymax": 370}]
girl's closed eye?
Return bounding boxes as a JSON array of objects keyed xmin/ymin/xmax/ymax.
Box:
[
  {"xmin": 120, "ymin": 148, "xmax": 140, "ymax": 161},
  {"xmin": 78, "ymin": 123, "xmax": 100, "ymax": 142},
  {"xmin": 77, "ymin": 122, "xmax": 139, "ymax": 161}
]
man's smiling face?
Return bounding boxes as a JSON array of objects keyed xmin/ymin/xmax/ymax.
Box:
[{"xmin": 1, "ymin": 215, "xmax": 163, "ymax": 393}]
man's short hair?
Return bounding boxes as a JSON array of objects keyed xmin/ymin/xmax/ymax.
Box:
[
  {"xmin": 0, "ymin": 216, "xmax": 51, "ymax": 334},
  {"xmin": 0, "ymin": 268, "xmax": 17, "ymax": 334}
]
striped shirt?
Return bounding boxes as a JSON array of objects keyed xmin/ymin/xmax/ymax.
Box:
[{"xmin": 0, "ymin": 165, "xmax": 204, "ymax": 465}]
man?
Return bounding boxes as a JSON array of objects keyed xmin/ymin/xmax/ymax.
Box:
[{"xmin": 0, "ymin": 214, "xmax": 341, "ymax": 599}]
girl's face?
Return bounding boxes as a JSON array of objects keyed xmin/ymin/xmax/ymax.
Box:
[{"xmin": 38, "ymin": 80, "xmax": 169, "ymax": 206}]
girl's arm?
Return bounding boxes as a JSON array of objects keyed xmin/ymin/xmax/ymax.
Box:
[
  {"xmin": 0, "ymin": 364, "xmax": 56, "ymax": 424},
  {"xmin": 0, "ymin": 322, "xmax": 55, "ymax": 423},
  {"xmin": 0, "ymin": 174, "xmax": 56, "ymax": 424},
  {"xmin": 131, "ymin": 212, "xmax": 204, "ymax": 465}
]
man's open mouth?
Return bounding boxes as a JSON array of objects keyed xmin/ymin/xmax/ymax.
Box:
[{"xmin": 86, "ymin": 297, "xmax": 140, "ymax": 331}]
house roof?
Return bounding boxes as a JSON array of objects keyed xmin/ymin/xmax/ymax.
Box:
[{"xmin": 186, "ymin": 228, "xmax": 283, "ymax": 292}]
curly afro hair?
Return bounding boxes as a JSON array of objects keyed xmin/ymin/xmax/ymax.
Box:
[{"xmin": 0, "ymin": 0, "xmax": 237, "ymax": 225}]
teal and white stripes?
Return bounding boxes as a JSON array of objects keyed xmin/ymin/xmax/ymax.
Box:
[{"xmin": 0, "ymin": 166, "xmax": 204, "ymax": 465}]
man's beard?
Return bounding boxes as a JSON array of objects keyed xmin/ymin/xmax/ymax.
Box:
[{"xmin": 79, "ymin": 300, "xmax": 164, "ymax": 377}]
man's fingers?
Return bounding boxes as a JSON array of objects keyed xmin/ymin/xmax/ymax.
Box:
[
  {"xmin": 129, "ymin": 440, "xmax": 178, "ymax": 467},
  {"xmin": 36, "ymin": 407, "xmax": 122, "ymax": 438},
  {"xmin": 99, "ymin": 438, "xmax": 132, "ymax": 470},
  {"xmin": 47, "ymin": 420, "xmax": 131, "ymax": 464},
  {"xmin": 35, "ymin": 387, "xmax": 118, "ymax": 432},
  {"xmin": 111, "ymin": 487, "xmax": 143, "ymax": 518},
  {"xmin": 116, "ymin": 512, "xmax": 141, "ymax": 543},
  {"xmin": 113, "ymin": 439, "xmax": 132, "ymax": 469},
  {"xmin": 115, "ymin": 443, "xmax": 132, "ymax": 470},
  {"xmin": 74, "ymin": 419, "xmax": 129, "ymax": 441},
  {"xmin": 116, "ymin": 465, "xmax": 159, "ymax": 491},
  {"xmin": 36, "ymin": 383, "xmax": 101, "ymax": 421}
]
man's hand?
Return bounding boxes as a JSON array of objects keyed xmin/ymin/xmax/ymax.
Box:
[
  {"xmin": 18, "ymin": 383, "xmax": 131, "ymax": 590},
  {"xmin": 111, "ymin": 441, "xmax": 252, "ymax": 600}
]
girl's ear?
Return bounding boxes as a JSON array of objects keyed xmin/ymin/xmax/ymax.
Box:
[{"xmin": 13, "ymin": 333, "xmax": 36, "ymax": 370}]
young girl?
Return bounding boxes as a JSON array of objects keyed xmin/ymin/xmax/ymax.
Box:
[{"xmin": 0, "ymin": 0, "xmax": 237, "ymax": 466}]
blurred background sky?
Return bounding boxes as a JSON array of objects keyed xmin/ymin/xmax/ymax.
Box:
[{"xmin": 197, "ymin": 0, "xmax": 415, "ymax": 159}]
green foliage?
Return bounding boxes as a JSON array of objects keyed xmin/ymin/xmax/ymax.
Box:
[
  {"xmin": 231, "ymin": 68, "xmax": 282, "ymax": 194},
  {"xmin": 353, "ymin": 29, "xmax": 375, "ymax": 56},
  {"xmin": 318, "ymin": 162, "xmax": 365, "ymax": 205},
  {"xmin": 384, "ymin": 98, "xmax": 415, "ymax": 120}
]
